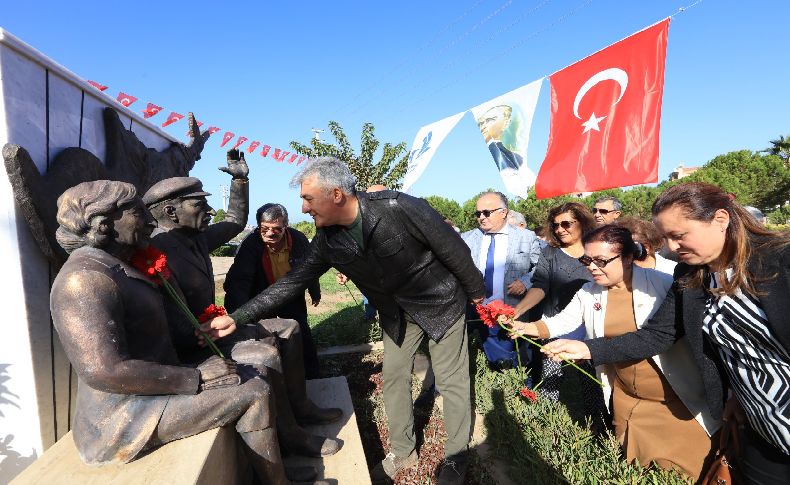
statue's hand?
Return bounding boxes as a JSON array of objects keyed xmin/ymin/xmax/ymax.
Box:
[
  {"xmin": 185, "ymin": 112, "xmax": 210, "ymax": 159},
  {"xmin": 219, "ymin": 149, "xmax": 249, "ymax": 180},
  {"xmin": 197, "ymin": 356, "xmax": 240, "ymax": 390}
]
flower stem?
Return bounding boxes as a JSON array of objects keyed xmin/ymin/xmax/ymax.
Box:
[
  {"xmin": 498, "ymin": 320, "xmax": 602, "ymax": 387},
  {"xmin": 158, "ymin": 274, "xmax": 225, "ymax": 358}
]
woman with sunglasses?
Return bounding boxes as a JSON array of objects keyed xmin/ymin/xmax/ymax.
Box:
[
  {"xmin": 223, "ymin": 202, "xmax": 323, "ymax": 377},
  {"xmin": 544, "ymin": 182, "xmax": 790, "ymax": 483},
  {"xmin": 512, "ymin": 224, "xmax": 716, "ymax": 480},
  {"xmin": 512, "ymin": 202, "xmax": 598, "ymax": 404}
]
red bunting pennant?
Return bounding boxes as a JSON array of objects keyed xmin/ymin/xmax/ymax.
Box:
[
  {"xmin": 142, "ymin": 103, "xmax": 163, "ymax": 118},
  {"xmin": 248, "ymin": 141, "xmax": 261, "ymax": 153},
  {"xmin": 161, "ymin": 112, "xmax": 184, "ymax": 127},
  {"xmin": 116, "ymin": 92, "xmax": 138, "ymax": 107},
  {"xmin": 232, "ymin": 136, "xmax": 248, "ymax": 150},
  {"xmin": 208, "ymin": 126, "xmax": 221, "ymax": 135},
  {"xmin": 221, "ymin": 132, "xmax": 235, "ymax": 147},
  {"xmin": 296, "ymin": 155, "xmax": 307, "ymax": 165},
  {"xmin": 260, "ymin": 145, "xmax": 271, "ymax": 157},
  {"xmin": 186, "ymin": 121, "xmax": 204, "ymax": 136},
  {"xmin": 287, "ymin": 154, "xmax": 298, "ymax": 164},
  {"xmin": 87, "ymin": 80, "xmax": 108, "ymax": 91},
  {"xmin": 272, "ymin": 148, "xmax": 290, "ymax": 162}
]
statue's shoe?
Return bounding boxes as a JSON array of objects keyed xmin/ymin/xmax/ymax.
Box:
[
  {"xmin": 285, "ymin": 435, "xmax": 342, "ymax": 457},
  {"xmin": 285, "ymin": 465, "xmax": 317, "ymax": 482},
  {"xmin": 295, "ymin": 401, "xmax": 343, "ymax": 425}
]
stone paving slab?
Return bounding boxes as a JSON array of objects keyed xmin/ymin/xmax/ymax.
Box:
[{"xmin": 285, "ymin": 376, "xmax": 370, "ymax": 485}]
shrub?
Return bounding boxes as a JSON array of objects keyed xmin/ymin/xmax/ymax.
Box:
[
  {"xmin": 210, "ymin": 244, "xmax": 237, "ymax": 257},
  {"xmin": 472, "ymin": 345, "xmax": 692, "ymax": 484}
]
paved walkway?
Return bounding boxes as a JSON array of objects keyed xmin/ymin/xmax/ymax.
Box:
[{"xmin": 210, "ymin": 256, "xmax": 234, "ymax": 281}]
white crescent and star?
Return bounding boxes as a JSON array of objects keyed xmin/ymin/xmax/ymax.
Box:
[{"xmin": 572, "ymin": 67, "xmax": 628, "ymax": 134}]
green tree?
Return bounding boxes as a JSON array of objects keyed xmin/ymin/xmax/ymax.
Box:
[
  {"xmin": 290, "ymin": 121, "xmax": 410, "ymax": 190},
  {"xmin": 212, "ymin": 208, "xmax": 226, "ymax": 223},
  {"xmin": 684, "ymin": 150, "xmax": 790, "ymax": 211},
  {"xmin": 422, "ymin": 195, "xmax": 463, "ymax": 227},
  {"xmin": 513, "ymin": 188, "xmax": 576, "ymax": 229},
  {"xmin": 291, "ymin": 220, "xmax": 316, "ymax": 240}
]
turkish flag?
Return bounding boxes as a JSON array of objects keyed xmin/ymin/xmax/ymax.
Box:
[
  {"xmin": 142, "ymin": 103, "xmax": 163, "ymax": 118},
  {"xmin": 248, "ymin": 141, "xmax": 261, "ymax": 153},
  {"xmin": 116, "ymin": 92, "xmax": 138, "ymax": 107},
  {"xmin": 535, "ymin": 19, "xmax": 670, "ymax": 199},
  {"xmin": 87, "ymin": 80, "xmax": 108, "ymax": 91},
  {"xmin": 161, "ymin": 112, "xmax": 184, "ymax": 127},
  {"xmin": 221, "ymin": 132, "xmax": 235, "ymax": 147},
  {"xmin": 207, "ymin": 126, "xmax": 222, "ymax": 135},
  {"xmin": 260, "ymin": 145, "xmax": 271, "ymax": 157},
  {"xmin": 232, "ymin": 136, "xmax": 248, "ymax": 150},
  {"xmin": 296, "ymin": 155, "xmax": 306, "ymax": 165}
]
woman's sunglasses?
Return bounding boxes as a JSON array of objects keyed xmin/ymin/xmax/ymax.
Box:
[
  {"xmin": 578, "ymin": 254, "xmax": 620, "ymax": 268},
  {"xmin": 550, "ymin": 220, "xmax": 577, "ymax": 230}
]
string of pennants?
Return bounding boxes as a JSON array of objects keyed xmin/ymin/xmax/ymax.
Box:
[{"xmin": 86, "ymin": 80, "xmax": 307, "ymax": 165}]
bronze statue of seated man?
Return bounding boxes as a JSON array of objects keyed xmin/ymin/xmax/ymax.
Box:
[
  {"xmin": 142, "ymin": 158, "xmax": 341, "ymax": 457},
  {"xmin": 50, "ymin": 180, "xmax": 323, "ymax": 484}
]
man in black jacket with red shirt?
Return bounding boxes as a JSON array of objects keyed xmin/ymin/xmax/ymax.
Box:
[{"xmin": 224, "ymin": 203, "xmax": 322, "ymax": 378}]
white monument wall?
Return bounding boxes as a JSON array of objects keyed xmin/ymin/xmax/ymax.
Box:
[{"xmin": 0, "ymin": 29, "xmax": 177, "ymax": 482}]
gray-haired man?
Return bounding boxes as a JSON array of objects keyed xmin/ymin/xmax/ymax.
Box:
[
  {"xmin": 592, "ymin": 196, "xmax": 623, "ymax": 225},
  {"xmin": 202, "ymin": 157, "xmax": 485, "ymax": 484}
]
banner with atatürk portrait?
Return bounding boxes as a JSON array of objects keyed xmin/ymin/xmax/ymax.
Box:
[{"xmin": 470, "ymin": 78, "xmax": 543, "ymax": 199}]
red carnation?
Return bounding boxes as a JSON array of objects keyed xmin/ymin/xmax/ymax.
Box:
[
  {"xmin": 197, "ymin": 304, "xmax": 227, "ymax": 323},
  {"xmin": 520, "ymin": 387, "xmax": 538, "ymax": 402},
  {"xmin": 475, "ymin": 300, "xmax": 516, "ymax": 328},
  {"xmin": 130, "ymin": 246, "xmax": 171, "ymax": 283}
]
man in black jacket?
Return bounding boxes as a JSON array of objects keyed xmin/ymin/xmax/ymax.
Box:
[
  {"xmin": 224, "ymin": 203, "xmax": 322, "ymax": 378},
  {"xmin": 201, "ymin": 157, "xmax": 486, "ymax": 484}
]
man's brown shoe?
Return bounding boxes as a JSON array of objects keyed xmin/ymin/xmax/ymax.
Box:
[{"xmin": 370, "ymin": 450, "xmax": 418, "ymax": 481}]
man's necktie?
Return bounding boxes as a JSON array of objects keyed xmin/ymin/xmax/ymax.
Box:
[{"xmin": 484, "ymin": 234, "xmax": 495, "ymax": 298}]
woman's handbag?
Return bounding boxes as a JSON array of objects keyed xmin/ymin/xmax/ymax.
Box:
[{"xmin": 702, "ymin": 418, "xmax": 742, "ymax": 485}]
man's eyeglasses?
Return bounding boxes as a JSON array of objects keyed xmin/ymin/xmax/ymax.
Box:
[
  {"xmin": 578, "ymin": 254, "xmax": 621, "ymax": 268},
  {"xmin": 550, "ymin": 220, "xmax": 577, "ymax": 230},
  {"xmin": 474, "ymin": 207, "xmax": 506, "ymax": 218},
  {"xmin": 591, "ymin": 207, "xmax": 618, "ymax": 215},
  {"xmin": 260, "ymin": 226, "xmax": 284, "ymax": 235}
]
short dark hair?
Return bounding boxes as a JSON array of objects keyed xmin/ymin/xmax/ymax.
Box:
[
  {"xmin": 545, "ymin": 202, "xmax": 597, "ymax": 248},
  {"xmin": 582, "ymin": 224, "xmax": 648, "ymax": 261}
]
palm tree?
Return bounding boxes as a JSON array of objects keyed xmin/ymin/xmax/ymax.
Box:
[
  {"xmin": 764, "ymin": 134, "xmax": 790, "ymax": 163},
  {"xmin": 290, "ymin": 121, "xmax": 410, "ymax": 190}
]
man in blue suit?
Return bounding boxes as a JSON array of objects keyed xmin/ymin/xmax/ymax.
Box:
[{"xmin": 461, "ymin": 192, "xmax": 541, "ymax": 368}]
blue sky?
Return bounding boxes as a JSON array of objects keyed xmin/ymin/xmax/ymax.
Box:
[{"xmin": 4, "ymin": 0, "xmax": 788, "ymax": 223}]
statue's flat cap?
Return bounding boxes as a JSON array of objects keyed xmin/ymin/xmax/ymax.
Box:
[{"xmin": 143, "ymin": 177, "xmax": 211, "ymax": 206}]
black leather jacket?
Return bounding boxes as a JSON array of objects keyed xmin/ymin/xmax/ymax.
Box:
[{"xmin": 231, "ymin": 190, "xmax": 485, "ymax": 343}]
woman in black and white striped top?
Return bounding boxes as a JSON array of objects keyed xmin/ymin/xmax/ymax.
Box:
[{"xmin": 542, "ymin": 182, "xmax": 790, "ymax": 484}]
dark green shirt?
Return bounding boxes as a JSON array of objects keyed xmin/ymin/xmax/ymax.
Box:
[{"xmin": 345, "ymin": 208, "xmax": 364, "ymax": 250}]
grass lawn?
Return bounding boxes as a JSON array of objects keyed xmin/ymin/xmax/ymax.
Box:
[{"xmin": 307, "ymin": 271, "xmax": 382, "ymax": 347}]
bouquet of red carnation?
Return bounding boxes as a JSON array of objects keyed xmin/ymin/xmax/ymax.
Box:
[
  {"xmin": 198, "ymin": 304, "xmax": 227, "ymax": 324},
  {"xmin": 474, "ymin": 300, "xmax": 602, "ymax": 389},
  {"xmin": 130, "ymin": 246, "xmax": 171, "ymax": 282},
  {"xmin": 130, "ymin": 247, "xmax": 224, "ymax": 358},
  {"xmin": 475, "ymin": 300, "xmax": 515, "ymax": 329}
]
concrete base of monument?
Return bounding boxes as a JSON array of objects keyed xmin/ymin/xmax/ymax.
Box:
[
  {"xmin": 11, "ymin": 376, "xmax": 369, "ymax": 484},
  {"xmin": 285, "ymin": 376, "xmax": 371, "ymax": 484}
]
